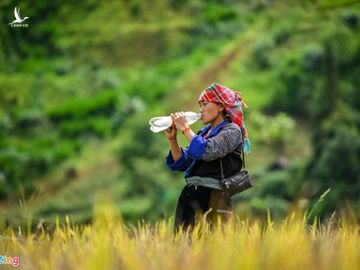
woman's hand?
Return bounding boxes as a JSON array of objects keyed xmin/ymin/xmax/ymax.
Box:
[
  {"xmin": 171, "ymin": 112, "xmax": 188, "ymax": 130},
  {"xmin": 164, "ymin": 124, "xmax": 177, "ymax": 140}
]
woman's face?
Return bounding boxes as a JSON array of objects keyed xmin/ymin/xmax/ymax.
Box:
[{"xmin": 199, "ymin": 101, "xmax": 224, "ymax": 125}]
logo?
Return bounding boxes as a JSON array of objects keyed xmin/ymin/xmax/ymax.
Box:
[
  {"xmin": 8, "ymin": 6, "xmax": 29, "ymax": 27},
  {"xmin": 0, "ymin": 255, "xmax": 20, "ymax": 267}
]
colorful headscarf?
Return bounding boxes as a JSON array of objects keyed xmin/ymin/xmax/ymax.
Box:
[{"xmin": 198, "ymin": 82, "xmax": 250, "ymax": 154}]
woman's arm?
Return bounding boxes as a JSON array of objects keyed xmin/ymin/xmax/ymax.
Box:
[
  {"xmin": 185, "ymin": 123, "xmax": 242, "ymax": 161},
  {"xmin": 167, "ymin": 138, "xmax": 182, "ymax": 161},
  {"xmin": 164, "ymin": 125, "xmax": 182, "ymax": 161},
  {"xmin": 182, "ymin": 128, "xmax": 195, "ymax": 143},
  {"xmin": 202, "ymin": 123, "xmax": 242, "ymax": 161}
]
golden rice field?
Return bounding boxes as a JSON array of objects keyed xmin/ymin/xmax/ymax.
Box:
[{"xmin": 1, "ymin": 206, "xmax": 359, "ymax": 270}]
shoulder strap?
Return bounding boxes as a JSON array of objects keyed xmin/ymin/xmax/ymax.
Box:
[
  {"xmin": 241, "ymin": 126, "xmax": 246, "ymax": 169},
  {"xmin": 242, "ymin": 150, "xmax": 245, "ymax": 169}
]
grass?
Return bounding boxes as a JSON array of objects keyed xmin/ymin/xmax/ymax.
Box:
[{"xmin": 1, "ymin": 208, "xmax": 359, "ymax": 270}]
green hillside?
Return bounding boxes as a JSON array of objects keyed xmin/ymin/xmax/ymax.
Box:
[{"xmin": 0, "ymin": 0, "xmax": 359, "ymax": 227}]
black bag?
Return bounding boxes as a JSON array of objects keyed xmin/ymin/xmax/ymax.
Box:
[{"xmin": 220, "ymin": 150, "xmax": 252, "ymax": 197}]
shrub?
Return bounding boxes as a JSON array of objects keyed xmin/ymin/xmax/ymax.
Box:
[
  {"xmin": 250, "ymin": 37, "xmax": 275, "ymax": 70},
  {"xmin": 203, "ymin": 3, "xmax": 237, "ymax": 25},
  {"xmin": 47, "ymin": 90, "xmax": 118, "ymax": 122},
  {"xmin": 251, "ymin": 111, "xmax": 296, "ymax": 149}
]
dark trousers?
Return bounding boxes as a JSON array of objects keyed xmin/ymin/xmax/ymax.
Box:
[{"xmin": 174, "ymin": 185, "xmax": 233, "ymax": 234}]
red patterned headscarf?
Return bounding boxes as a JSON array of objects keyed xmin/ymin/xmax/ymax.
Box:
[{"xmin": 198, "ymin": 82, "xmax": 250, "ymax": 153}]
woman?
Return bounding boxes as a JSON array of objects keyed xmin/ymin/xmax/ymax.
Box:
[{"xmin": 165, "ymin": 83, "xmax": 250, "ymax": 233}]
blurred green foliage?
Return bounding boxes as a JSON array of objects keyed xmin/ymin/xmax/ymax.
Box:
[{"xmin": 0, "ymin": 0, "xmax": 359, "ymax": 226}]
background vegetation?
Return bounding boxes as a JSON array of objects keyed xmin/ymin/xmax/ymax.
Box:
[{"xmin": 0, "ymin": 0, "xmax": 359, "ymax": 229}]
